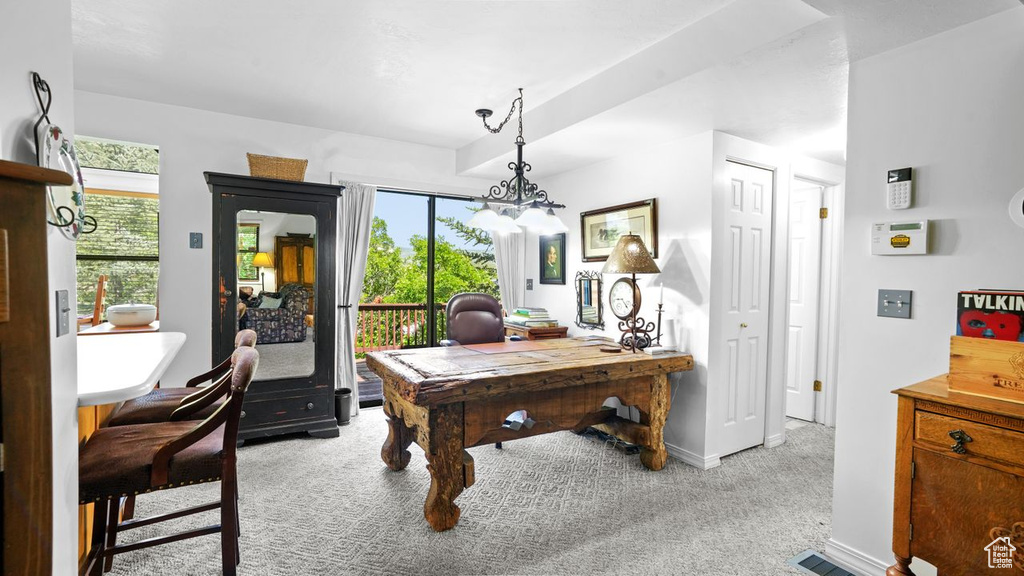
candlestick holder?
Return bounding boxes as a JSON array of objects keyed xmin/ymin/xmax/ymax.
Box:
[{"xmin": 655, "ymin": 303, "xmax": 664, "ymax": 346}]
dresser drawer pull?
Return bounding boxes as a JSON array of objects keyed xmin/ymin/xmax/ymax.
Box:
[
  {"xmin": 307, "ymin": 403, "xmax": 314, "ymax": 410},
  {"xmin": 948, "ymin": 429, "xmax": 973, "ymax": 454},
  {"xmin": 240, "ymin": 410, "xmax": 246, "ymax": 419}
]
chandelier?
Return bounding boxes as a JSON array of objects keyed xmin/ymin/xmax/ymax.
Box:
[{"xmin": 467, "ymin": 88, "xmax": 568, "ymax": 235}]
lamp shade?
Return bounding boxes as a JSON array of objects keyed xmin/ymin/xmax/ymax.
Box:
[
  {"xmin": 601, "ymin": 234, "xmax": 660, "ymax": 274},
  {"xmin": 467, "ymin": 202, "xmax": 500, "ymax": 230},
  {"xmin": 493, "ymin": 209, "xmax": 522, "ymax": 234},
  {"xmin": 539, "ymin": 208, "xmax": 568, "ymax": 234},
  {"xmin": 513, "ymin": 201, "xmax": 549, "ymax": 229},
  {"xmin": 252, "ymin": 252, "xmax": 274, "ymax": 268}
]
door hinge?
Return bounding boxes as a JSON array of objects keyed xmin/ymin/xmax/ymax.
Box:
[
  {"xmin": 0, "ymin": 443, "xmax": 4, "ymax": 473},
  {"xmin": 909, "ymin": 523, "xmax": 913, "ymax": 541},
  {"xmin": 813, "ymin": 380, "xmax": 822, "ymax": 392},
  {"xmin": 911, "ymin": 461, "xmax": 915, "ymax": 479},
  {"xmin": 819, "ymin": 207, "xmax": 828, "ymax": 219}
]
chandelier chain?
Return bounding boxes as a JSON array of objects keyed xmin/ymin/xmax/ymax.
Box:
[{"xmin": 481, "ymin": 88, "xmax": 525, "ymax": 141}]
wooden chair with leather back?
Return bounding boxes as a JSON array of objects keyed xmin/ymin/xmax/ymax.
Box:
[
  {"xmin": 79, "ymin": 346, "xmax": 259, "ymax": 576},
  {"xmin": 107, "ymin": 329, "xmax": 257, "ymax": 427},
  {"xmin": 440, "ymin": 293, "xmax": 519, "ymax": 449}
]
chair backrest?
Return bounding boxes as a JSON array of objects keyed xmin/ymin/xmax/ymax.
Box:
[
  {"xmin": 151, "ymin": 347, "xmax": 259, "ymax": 486},
  {"xmin": 235, "ymin": 328, "xmax": 258, "ymax": 348},
  {"xmin": 92, "ymin": 275, "xmax": 108, "ymax": 326},
  {"xmin": 446, "ymin": 293, "xmax": 504, "ymax": 345}
]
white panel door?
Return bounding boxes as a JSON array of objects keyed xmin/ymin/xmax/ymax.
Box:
[
  {"xmin": 718, "ymin": 161, "xmax": 774, "ymax": 456},
  {"xmin": 785, "ymin": 184, "xmax": 823, "ymax": 422}
]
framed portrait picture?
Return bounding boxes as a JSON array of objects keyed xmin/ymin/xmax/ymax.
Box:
[
  {"xmin": 580, "ymin": 199, "xmax": 657, "ymax": 262},
  {"xmin": 539, "ymin": 233, "xmax": 566, "ymax": 285}
]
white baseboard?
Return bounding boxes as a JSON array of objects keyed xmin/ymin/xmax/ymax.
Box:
[
  {"xmin": 666, "ymin": 441, "xmax": 721, "ymax": 470},
  {"xmin": 824, "ymin": 538, "xmax": 890, "ymax": 576},
  {"xmin": 764, "ymin": 432, "xmax": 785, "ymax": 448}
]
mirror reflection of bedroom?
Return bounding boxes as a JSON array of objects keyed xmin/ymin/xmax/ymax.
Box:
[{"xmin": 236, "ymin": 210, "xmax": 316, "ymax": 380}]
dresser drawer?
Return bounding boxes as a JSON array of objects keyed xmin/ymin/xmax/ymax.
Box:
[
  {"xmin": 241, "ymin": 394, "xmax": 330, "ymax": 428},
  {"xmin": 915, "ymin": 411, "xmax": 1024, "ymax": 468}
]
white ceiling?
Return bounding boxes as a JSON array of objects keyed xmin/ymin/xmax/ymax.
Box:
[{"xmin": 72, "ymin": 0, "xmax": 1019, "ymax": 176}]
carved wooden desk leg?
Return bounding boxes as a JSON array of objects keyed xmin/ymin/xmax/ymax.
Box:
[
  {"xmin": 886, "ymin": 555, "xmax": 915, "ymax": 576},
  {"xmin": 640, "ymin": 373, "xmax": 671, "ymax": 471},
  {"xmin": 424, "ymin": 403, "xmax": 466, "ymax": 531},
  {"xmin": 381, "ymin": 399, "xmax": 414, "ymax": 471}
]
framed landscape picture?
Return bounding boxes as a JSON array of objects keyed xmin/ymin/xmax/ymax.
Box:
[
  {"xmin": 580, "ymin": 199, "xmax": 657, "ymax": 262},
  {"xmin": 539, "ymin": 233, "xmax": 566, "ymax": 285}
]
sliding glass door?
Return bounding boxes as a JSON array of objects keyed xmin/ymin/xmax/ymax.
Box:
[{"xmin": 358, "ymin": 190, "xmax": 497, "ymax": 352}]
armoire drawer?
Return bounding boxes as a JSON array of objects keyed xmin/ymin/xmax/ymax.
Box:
[
  {"xmin": 915, "ymin": 410, "xmax": 1024, "ymax": 469},
  {"xmin": 241, "ymin": 394, "xmax": 330, "ymax": 427}
]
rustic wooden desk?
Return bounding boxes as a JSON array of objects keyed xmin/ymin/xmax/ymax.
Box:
[{"xmin": 366, "ymin": 338, "xmax": 693, "ymax": 531}]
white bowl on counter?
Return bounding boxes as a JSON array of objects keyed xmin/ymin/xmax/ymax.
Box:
[{"xmin": 106, "ymin": 304, "xmax": 158, "ymax": 327}]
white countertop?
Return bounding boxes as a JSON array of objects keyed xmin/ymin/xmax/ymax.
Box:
[{"xmin": 77, "ymin": 332, "xmax": 187, "ymax": 407}]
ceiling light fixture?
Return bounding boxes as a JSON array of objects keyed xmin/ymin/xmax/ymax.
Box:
[{"xmin": 470, "ymin": 88, "xmax": 565, "ymax": 233}]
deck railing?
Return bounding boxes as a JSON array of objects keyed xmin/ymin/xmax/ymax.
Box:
[{"xmin": 355, "ymin": 302, "xmax": 447, "ymax": 354}]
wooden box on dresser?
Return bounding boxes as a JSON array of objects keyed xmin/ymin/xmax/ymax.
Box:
[
  {"xmin": 889, "ymin": 376, "xmax": 1024, "ymax": 575},
  {"xmin": 207, "ymin": 172, "xmax": 341, "ymax": 442},
  {"xmin": 0, "ymin": 160, "xmax": 73, "ymax": 574}
]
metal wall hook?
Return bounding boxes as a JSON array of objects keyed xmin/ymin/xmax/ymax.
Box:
[{"xmin": 31, "ymin": 72, "xmax": 52, "ymax": 158}]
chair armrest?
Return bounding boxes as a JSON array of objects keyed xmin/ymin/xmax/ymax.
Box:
[
  {"xmin": 439, "ymin": 339, "xmax": 460, "ymax": 347},
  {"xmin": 151, "ymin": 379, "xmax": 234, "ymax": 486}
]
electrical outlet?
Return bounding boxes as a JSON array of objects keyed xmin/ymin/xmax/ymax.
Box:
[
  {"xmin": 526, "ymin": 279, "xmax": 534, "ymax": 290},
  {"xmin": 189, "ymin": 232, "xmax": 203, "ymax": 249}
]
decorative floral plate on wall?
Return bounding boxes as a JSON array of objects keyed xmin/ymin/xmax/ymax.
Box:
[{"xmin": 37, "ymin": 123, "xmax": 86, "ymax": 239}]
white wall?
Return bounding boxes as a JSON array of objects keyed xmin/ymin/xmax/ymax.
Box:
[
  {"xmin": 75, "ymin": 91, "xmax": 492, "ymax": 386},
  {"xmin": 525, "ymin": 131, "xmax": 716, "ymax": 463},
  {"xmin": 0, "ymin": 0, "xmax": 79, "ymax": 572},
  {"xmin": 525, "ymin": 130, "xmax": 842, "ymax": 468},
  {"xmin": 828, "ymin": 10, "xmax": 1024, "ymax": 575}
]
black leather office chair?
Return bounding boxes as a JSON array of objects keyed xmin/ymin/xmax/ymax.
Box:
[
  {"xmin": 441, "ymin": 293, "xmax": 519, "ymax": 448},
  {"xmin": 442, "ymin": 292, "xmax": 506, "ymax": 346}
]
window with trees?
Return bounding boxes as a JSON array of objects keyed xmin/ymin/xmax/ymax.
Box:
[
  {"xmin": 74, "ymin": 138, "xmax": 160, "ymax": 316},
  {"xmin": 236, "ymin": 223, "xmax": 260, "ymax": 281}
]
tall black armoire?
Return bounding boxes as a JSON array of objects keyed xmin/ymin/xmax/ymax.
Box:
[{"xmin": 206, "ymin": 172, "xmax": 341, "ymax": 441}]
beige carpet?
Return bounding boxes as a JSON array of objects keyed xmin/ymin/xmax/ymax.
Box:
[{"xmin": 106, "ymin": 408, "xmax": 834, "ymax": 575}]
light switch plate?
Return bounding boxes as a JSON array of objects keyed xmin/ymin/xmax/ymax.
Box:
[
  {"xmin": 189, "ymin": 232, "xmax": 203, "ymax": 249},
  {"xmin": 55, "ymin": 289, "xmax": 70, "ymax": 336},
  {"xmin": 526, "ymin": 279, "xmax": 534, "ymax": 290},
  {"xmin": 878, "ymin": 289, "xmax": 912, "ymax": 319}
]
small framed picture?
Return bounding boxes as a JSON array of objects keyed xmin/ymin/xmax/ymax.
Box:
[
  {"xmin": 539, "ymin": 233, "xmax": 566, "ymax": 285},
  {"xmin": 580, "ymin": 199, "xmax": 657, "ymax": 262}
]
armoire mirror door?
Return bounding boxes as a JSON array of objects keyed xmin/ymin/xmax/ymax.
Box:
[{"xmin": 207, "ymin": 172, "xmax": 342, "ymax": 441}]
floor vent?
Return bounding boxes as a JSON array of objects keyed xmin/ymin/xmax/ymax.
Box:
[{"xmin": 787, "ymin": 550, "xmax": 858, "ymax": 576}]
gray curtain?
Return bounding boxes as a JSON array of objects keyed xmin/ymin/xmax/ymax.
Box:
[
  {"xmin": 491, "ymin": 232, "xmax": 525, "ymax": 312},
  {"xmin": 337, "ymin": 182, "xmax": 376, "ymax": 417}
]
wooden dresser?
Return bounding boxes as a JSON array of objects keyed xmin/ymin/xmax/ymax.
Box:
[
  {"xmin": 889, "ymin": 376, "xmax": 1024, "ymax": 575},
  {"xmin": 0, "ymin": 160, "xmax": 73, "ymax": 574}
]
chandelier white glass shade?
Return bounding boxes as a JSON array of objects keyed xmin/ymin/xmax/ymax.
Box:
[
  {"xmin": 467, "ymin": 88, "xmax": 567, "ymax": 234},
  {"xmin": 467, "ymin": 202, "xmax": 501, "ymax": 229}
]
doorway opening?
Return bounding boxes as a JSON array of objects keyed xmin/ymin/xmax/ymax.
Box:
[{"xmin": 784, "ymin": 177, "xmax": 840, "ymax": 425}]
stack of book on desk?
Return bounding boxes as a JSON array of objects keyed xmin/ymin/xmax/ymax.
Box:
[{"xmin": 505, "ymin": 307, "xmax": 559, "ymax": 328}]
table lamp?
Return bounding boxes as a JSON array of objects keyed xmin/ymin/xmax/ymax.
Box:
[
  {"xmin": 252, "ymin": 252, "xmax": 274, "ymax": 292},
  {"xmin": 602, "ymin": 234, "xmax": 660, "ymax": 352}
]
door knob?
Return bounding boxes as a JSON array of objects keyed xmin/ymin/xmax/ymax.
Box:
[
  {"xmin": 740, "ymin": 323, "xmax": 748, "ymax": 328},
  {"xmin": 224, "ymin": 290, "xmax": 233, "ymax": 296}
]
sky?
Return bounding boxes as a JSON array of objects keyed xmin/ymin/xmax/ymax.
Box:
[{"xmin": 374, "ymin": 191, "xmax": 481, "ymax": 250}]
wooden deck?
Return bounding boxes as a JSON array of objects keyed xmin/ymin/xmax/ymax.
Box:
[{"xmin": 356, "ymin": 359, "xmax": 383, "ymax": 407}]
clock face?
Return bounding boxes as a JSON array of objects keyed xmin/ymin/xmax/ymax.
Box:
[{"xmin": 609, "ymin": 278, "xmax": 640, "ymax": 320}]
